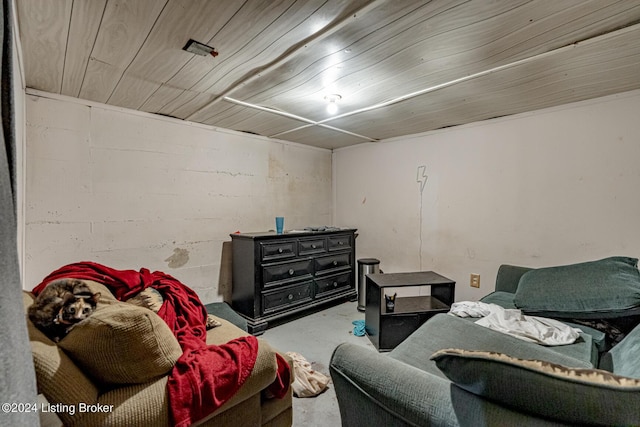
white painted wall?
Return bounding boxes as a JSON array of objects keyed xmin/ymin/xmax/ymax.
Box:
[
  {"xmin": 24, "ymin": 88, "xmax": 640, "ymax": 304},
  {"xmin": 333, "ymin": 90, "xmax": 640, "ymax": 302},
  {"xmin": 24, "ymin": 93, "xmax": 332, "ymax": 303}
]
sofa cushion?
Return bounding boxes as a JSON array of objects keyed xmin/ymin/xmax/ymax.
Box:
[
  {"xmin": 431, "ymin": 348, "xmax": 640, "ymax": 425},
  {"xmin": 514, "ymin": 256, "xmax": 640, "ymax": 319},
  {"xmin": 480, "ymin": 291, "xmax": 517, "ymax": 309},
  {"xmin": 389, "ymin": 314, "xmax": 593, "ymax": 380},
  {"xmin": 58, "ymin": 301, "xmax": 183, "ymax": 387}
]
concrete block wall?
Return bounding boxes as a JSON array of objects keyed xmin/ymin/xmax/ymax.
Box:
[{"xmin": 24, "ymin": 92, "xmax": 332, "ymax": 303}]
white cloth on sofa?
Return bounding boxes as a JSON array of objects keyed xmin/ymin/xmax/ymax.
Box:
[
  {"xmin": 449, "ymin": 301, "xmax": 504, "ymax": 318},
  {"xmin": 449, "ymin": 302, "xmax": 581, "ymax": 346}
]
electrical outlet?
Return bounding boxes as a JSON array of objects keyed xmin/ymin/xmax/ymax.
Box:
[{"xmin": 470, "ymin": 273, "xmax": 480, "ymax": 288}]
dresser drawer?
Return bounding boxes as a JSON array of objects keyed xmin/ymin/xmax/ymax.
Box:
[
  {"xmin": 315, "ymin": 253, "xmax": 351, "ymax": 275},
  {"xmin": 315, "ymin": 272, "xmax": 352, "ymax": 298},
  {"xmin": 263, "ymin": 259, "xmax": 313, "ymax": 286},
  {"xmin": 328, "ymin": 234, "xmax": 352, "ymax": 251},
  {"xmin": 298, "ymin": 238, "xmax": 327, "ymax": 255},
  {"xmin": 262, "ymin": 282, "xmax": 314, "ymax": 314},
  {"xmin": 261, "ymin": 241, "xmax": 296, "ymax": 261}
]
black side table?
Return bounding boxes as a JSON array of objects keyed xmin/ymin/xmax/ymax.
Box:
[{"xmin": 365, "ymin": 271, "xmax": 455, "ymax": 351}]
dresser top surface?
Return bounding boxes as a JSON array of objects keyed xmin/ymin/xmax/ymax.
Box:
[{"xmin": 230, "ymin": 228, "xmax": 357, "ymax": 240}]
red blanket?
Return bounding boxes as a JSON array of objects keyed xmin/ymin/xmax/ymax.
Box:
[{"xmin": 33, "ymin": 261, "xmax": 290, "ymax": 427}]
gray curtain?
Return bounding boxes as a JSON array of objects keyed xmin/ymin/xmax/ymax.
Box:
[{"xmin": 0, "ymin": 0, "xmax": 39, "ymax": 425}]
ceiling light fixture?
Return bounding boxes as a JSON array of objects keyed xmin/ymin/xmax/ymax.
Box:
[
  {"xmin": 325, "ymin": 94, "xmax": 341, "ymax": 115},
  {"xmin": 182, "ymin": 39, "xmax": 219, "ymax": 57}
]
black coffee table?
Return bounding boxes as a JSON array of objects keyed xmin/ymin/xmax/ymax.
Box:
[{"xmin": 365, "ymin": 271, "xmax": 455, "ymax": 351}]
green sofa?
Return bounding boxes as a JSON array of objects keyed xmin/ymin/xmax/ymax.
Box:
[{"xmin": 330, "ymin": 258, "xmax": 640, "ymax": 426}]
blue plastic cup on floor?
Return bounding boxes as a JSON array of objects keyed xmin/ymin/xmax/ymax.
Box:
[{"xmin": 275, "ymin": 216, "xmax": 284, "ymax": 234}]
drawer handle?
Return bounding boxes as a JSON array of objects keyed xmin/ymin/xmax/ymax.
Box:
[
  {"xmin": 278, "ymin": 248, "xmax": 283, "ymax": 253},
  {"xmin": 288, "ymin": 294, "xmax": 294, "ymax": 300},
  {"xmin": 333, "ymin": 282, "xmax": 338, "ymax": 288},
  {"xmin": 311, "ymin": 244, "xmax": 316, "ymax": 249},
  {"xmin": 338, "ymin": 241, "xmax": 344, "ymax": 245},
  {"xmin": 288, "ymin": 269, "xmax": 295, "ymax": 275},
  {"xmin": 333, "ymin": 260, "xmax": 338, "ymax": 266}
]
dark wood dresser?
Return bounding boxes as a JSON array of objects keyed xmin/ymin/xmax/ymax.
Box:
[{"xmin": 230, "ymin": 229, "xmax": 357, "ymax": 334}]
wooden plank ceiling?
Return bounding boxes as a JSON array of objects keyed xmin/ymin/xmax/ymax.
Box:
[{"xmin": 17, "ymin": 0, "xmax": 640, "ymax": 149}]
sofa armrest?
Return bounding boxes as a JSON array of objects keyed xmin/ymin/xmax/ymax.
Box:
[
  {"xmin": 197, "ymin": 320, "xmax": 292, "ymax": 425},
  {"xmin": 82, "ymin": 324, "xmax": 289, "ymax": 427},
  {"xmin": 330, "ymin": 343, "xmax": 458, "ymax": 426},
  {"xmin": 195, "ymin": 338, "xmax": 282, "ymax": 424},
  {"xmin": 600, "ymin": 322, "xmax": 640, "ymax": 377},
  {"xmin": 205, "ymin": 315, "xmax": 292, "ymax": 393},
  {"xmin": 495, "ymin": 264, "xmax": 533, "ymax": 293},
  {"xmin": 330, "ymin": 343, "xmax": 570, "ymax": 427}
]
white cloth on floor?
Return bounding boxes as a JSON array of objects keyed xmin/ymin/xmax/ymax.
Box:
[
  {"xmin": 285, "ymin": 351, "xmax": 330, "ymax": 398},
  {"xmin": 449, "ymin": 301, "xmax": 581, "ymax": 346}
]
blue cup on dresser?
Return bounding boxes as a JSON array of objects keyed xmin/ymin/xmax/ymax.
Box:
[{"xmin": 275, "ymin": 217, "xmax": 284, "ymax": 234}]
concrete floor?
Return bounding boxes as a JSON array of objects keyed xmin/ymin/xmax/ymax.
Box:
[{"xmin": 261, "ymin": 300, "xmax": 376, "ymax": 427}]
